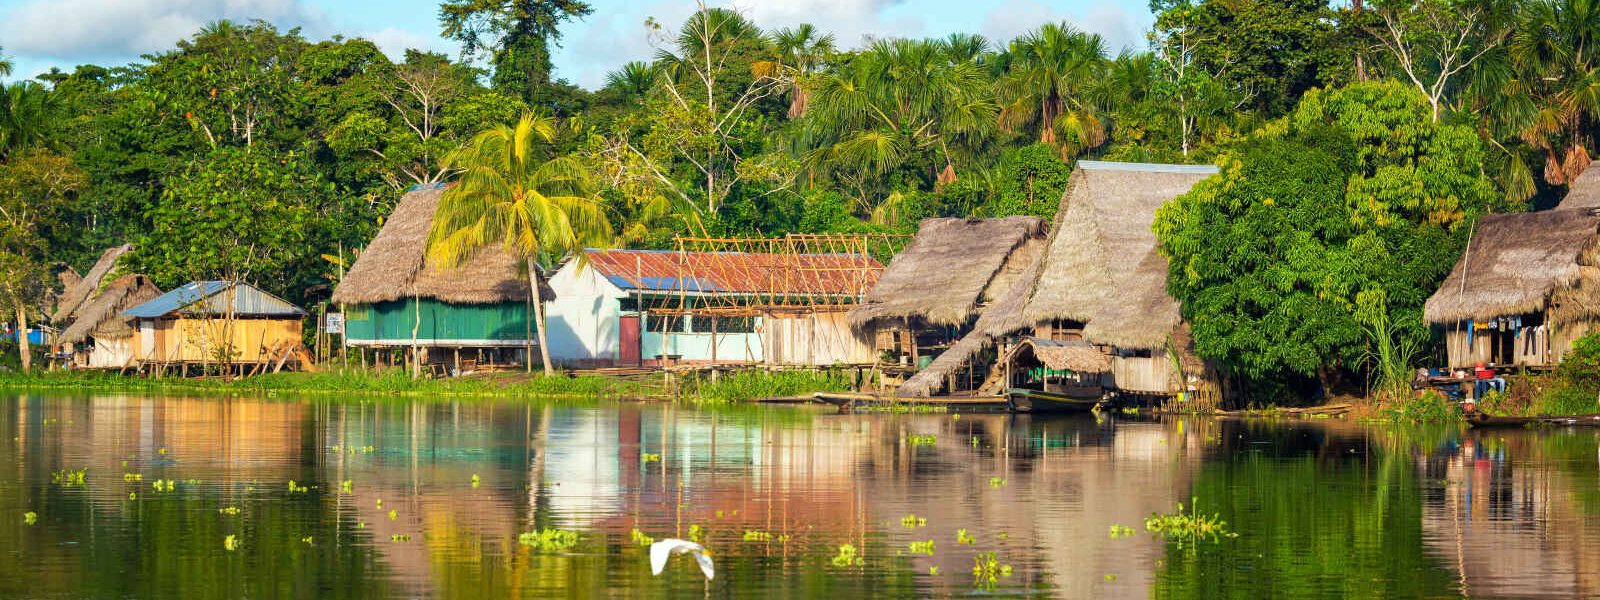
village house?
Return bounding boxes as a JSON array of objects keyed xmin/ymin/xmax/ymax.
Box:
[
  {"xmin": 123, "ymin": 281, "xmax": 307, "ymax": 369},
  {"xmin": 58, "ymin": 274, "xmax": 162, "ymax": 369},
  {"xmin": 332, "ymin": 184, "xmax": 549, "ymax": 371},
  {"xmin": 544, "ymin": 247, "xmax": 883, "ymax": 368},
  {"xmin": 895, "ymin": 161, "xmax": 1217, "ymax": 399},
  {"xmin": 847, "ymin": 216, "xmax": 1046, "ymax": 392},
  {"xmin": 1423, "ymin": 169, "xmax": 1600, "ymax": 369}
]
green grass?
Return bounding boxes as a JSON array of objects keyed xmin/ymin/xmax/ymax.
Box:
[
  {"xmin": 681, "ymin": 369, "xmax": 851, "ymax": 404},
  {"xmin": 0, "ymin": 368, "xmax": 649, "ymax": 399}
]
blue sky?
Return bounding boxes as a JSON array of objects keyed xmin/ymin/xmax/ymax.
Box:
[{"xmin": 0, "ymin": 0, "xmax": 1154, "ymax": 89}]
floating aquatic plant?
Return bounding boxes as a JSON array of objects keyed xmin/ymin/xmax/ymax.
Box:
[
  {"xmin": 122, "ymin": 473, "xmax": 143, "ymax": 482},
  {"xmin": 971, "ymin": 436, "xmax": 980, "ymax": 448},
  {"xmin": 971, "ymin": 552, "xmax": 1013, "ymax": 590},
  {"xmin": 301, "ymin": 536, "xmax": 314, "ymax": 545},
  {"xmin": 1144, "ymin": 497, "xmax": 1238, "ymax": 548},
  {"xmin": 158, "ymin": 448, "xmax": 167, "ymax": 455},
  {"xmin": 391, "ymin": 534, "xmax": 410, "ymax": 542},
  {"xmin": 1109, "ymin": 525, "xmax": 1135, "ymax": 539},
  {"xmin": 287, "ymin": 480, "xmax": 308, "ymax": 493},
  {"xmin": 128, "ymin": 492, "xmax": 136, "ymax": 500},
  {"xmin": 688, "ymin": 524, "xmax": 704, "ymax": 543},
  {"xmin": 830, "ymin": 544, "xmax": 863, "ymax": 567},
  {"xmin": 387, "ymin": 509, "xmax": 397, "ymax": 521},
  {"xmin": 151, "ymin": 479, "xmax": 175, "ymax": 492},
  {"xmin": 641, "ymin": 453, "xmax": 661, "ymax": 463},
  {"xmin": 988, "ymin": 477, "xmax": 1006, "ymax": 488},
  {"xmin": 907, "ymin": 540, "xmax": 935, "ymax": 555},
  {"xmin": 340, "ymin": 480, "xmax": 352, "ymax": 493},
  {"xmin": 900, "ymin": 514, "xmax": 926, "ymax": 528},
  {"xmin": 742, "ymin": 530, "xmax": 770, "ymax": 542},
  {"xmin": 1104, "ymin": 573, "xmax": 1117, "ymax": 582},
  {"xmin": 471, "ymin": 474, "xmax": 480, "ymax": 488},
  {"xmin": 517, "ymin": 529, "xmax": 578, "ymax": 552},
  {"xmin": 223, "ymin": 535, "xmax": 239, "ymax": 551},
  {"xmin": 631, "ymin": 528, "xmax": 654, "ymax": 547},
  {"xmin": 52, "ymin": 468, "xmax": 87, "ymax": 487},
  {"xmin": 930, "ymin": 566, "xmax": 940, "ymax": 575},
  {"xmin": 956, "ymin": 529, "xmax": 976, "ymax": 545},
  {"xmin": 907, "ymin": 433, "xmax": 937, "ymax": 448},
  {"xmin": 23, "ymin": 511, "xmax": 37, "ymax": 525},
  {"xmin": 219, "ymin": 506, "xmax": 240, "ymax": 516},
  {"xmin": 375, "ymin": 499, "xmax": 382, "ymax": 508}
]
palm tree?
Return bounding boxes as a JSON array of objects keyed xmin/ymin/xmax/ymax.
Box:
[
  {"xmin": 429, "ymin": 113, "xmax": 612, "ymax": 375},
  {"xmin": 603, "ymin": 61, "xmax": 660, "ymax": 103},
  {"xmin": 752, "ymin": 23, "xmax": 835, "ymax": 118},
  {"xmin": 994, "ymin": 23, "xmax": 1108, "ymax": 158},
  {"xmin": 0, "ymin": 82, "xmax": 57, "ymax": 160},
  {"xmin": 804, "ymin": 38, "xmax": 996, "ymax": 202},
  {"xmin": 1505, "ymin": 0, "xmax": 1600, "ymax": 186},
  {"xmin": 0, "ymin": 45, "xmax": 12, "ymax": 79}
]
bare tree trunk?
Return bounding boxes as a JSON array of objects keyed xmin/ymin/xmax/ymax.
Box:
[
  {"xmin": 15, "ymin": 303, "xmax": 30, "ymax": 373},
  {"xmin": 529, "ymin": 264, "xmax": 554, "ymax": 376}
]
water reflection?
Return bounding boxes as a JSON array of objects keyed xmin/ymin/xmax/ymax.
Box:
[{"xmin": 2, "ymin": 394, "xmax": 1598, "ymax": 598}]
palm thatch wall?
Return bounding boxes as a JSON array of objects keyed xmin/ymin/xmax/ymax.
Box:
[
  {"xmin": 52, "ymin": 244, "xmax": 131, "ymax": 323},
  {"xmin": 849, "ymin": 216, "xmax": 1045, "ymax": 329},
  {"xmin": 1423, "ymin": 209, "xmax": 1600, "ymax": 324},
  {"xmin": 331, "ymin": 186, "xmax": 547, "ymax": 306},
  {"xmin": 1021, "ymin": 161, "xmax": 1217, "ymax": 326},
  {"xmin": 58, "ymin": 275, "xmax": 161, "ymax": 344}
]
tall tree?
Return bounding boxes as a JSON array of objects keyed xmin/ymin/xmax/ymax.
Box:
[
  {"xmin": 752, "ymin": 24, "xmax": 835, "ymax": 118},
  {"xmin": 0, "ymin": 45, "xmax": 12, "ymax": 79},
  {"xmin": 1503, "ymin": 0, "xmax": 1600, "ymax": 186},
  {"xmin": 430, "ymin": 113, "xmax": 611, "ymax": 375},
  {"xmin": 0, "ymin": 151, "xmax": 85, "ymax": 371},
  {"xmin": 439, "ymin": 0, "xmax": 593, "ymax": 103},
  {"xmin": 0, "ymin": 82, "xmax": 59, "ymax": 160},
  {"xmin": 995, "ymin": 23, "xmax": 1108, "ymax": 158},
  {"xmin": 1367, "ymin": 0, "xmax": 1511, "ymax": 121}
]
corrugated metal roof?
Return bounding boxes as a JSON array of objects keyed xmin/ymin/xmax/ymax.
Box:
[
  {"xmin": 585, "ymin": 249, "xmax": 883, "ymax": 296},
  {"xmin": 123, "ymin": 281, "xmax": 306, "ymax": 319}
]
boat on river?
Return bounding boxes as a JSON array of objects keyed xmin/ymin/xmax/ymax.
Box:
[
  {"xmin": 1005, "ymin": 388, "xmax": 1102, "ymax": 414},
  {"xmin": 1466, "ymin": 412, "xmax": 1600, "ymax": 428}
]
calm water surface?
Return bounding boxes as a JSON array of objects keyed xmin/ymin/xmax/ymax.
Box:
[{"xmin": 3, "ymin": 393, "xmax": 1598, "ymax": 599}]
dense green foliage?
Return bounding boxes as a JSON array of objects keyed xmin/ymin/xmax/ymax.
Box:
[{"xmin": 1156, "ymin": 82, "xmax": 1500, "ymax": 386}]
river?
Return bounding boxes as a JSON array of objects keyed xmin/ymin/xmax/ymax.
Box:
[{"xmin": 2, "ymin": 393, "xmax": 1597, "ymax": 598}]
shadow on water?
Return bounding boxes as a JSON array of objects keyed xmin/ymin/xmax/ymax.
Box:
[{"xmin": 2, "ymin": 392, "xmax": 1599, "ymax": 598}]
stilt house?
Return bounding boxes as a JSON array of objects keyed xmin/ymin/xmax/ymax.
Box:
[{"xmin": 124, "ymin": 281, "xmax": 307, "ymax": 366}]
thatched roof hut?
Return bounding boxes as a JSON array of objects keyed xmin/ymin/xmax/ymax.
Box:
[
  {"xmin": 52, "ymin": 244, "xmax": 132, "ymax": 323},
  {"xmin": 58, "ymin": 275, "xmax": 161, "ymax": 344},
  {"xmin": 1560, "ymin": 166, "xmax": 1600, "ymax": 210},
  {"xmin": 849, "ymin": 216, "xmax": 1046, "ymax": 329},
  {"xmin": 1081, "ymin": 249, "xmax": 1181, "ymax": 350},
  {"xmin": 1423, "ymin": 209, "xmax": 1600, "ymax": 324},
  {"xmin": 1019, "ymin": 161, "xmax": 1217, "ymax": 327},
  {"xmin": 332, "ymin": 185, "xmax": 548, "ymax": 306}
]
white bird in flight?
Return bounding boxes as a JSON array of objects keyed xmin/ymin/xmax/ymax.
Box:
[{"xmin": 650, "ymin": 538, "xmax": 715, "ymax": 580}]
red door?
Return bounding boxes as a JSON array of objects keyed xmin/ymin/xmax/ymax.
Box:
[{"xmin": 619, "ymin": 315, "xmax": 641, "ymax": 367}]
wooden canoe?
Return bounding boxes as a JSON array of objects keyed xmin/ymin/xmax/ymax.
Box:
[
  {"xmin": 1466, "ymin": 412, "xmax": 1600, "ymax": 427},
  {"xmin": 1006, "ymin": 388, "xmax": 1102, "ymax": 414}
]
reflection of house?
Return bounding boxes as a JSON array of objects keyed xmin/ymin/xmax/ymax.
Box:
[
  {"xmin": 907, "ymin": 162, "xmax": 1216, "ymax": 398},
  {"xmin": 545, "ymin": 249, "xmax": 883, "ymax": 367},
  {"xmin": 849, "ymin": 217, "xmax": 1046, "ymax": 395},
  {"xmin": 333, "ymin": 184, "xmax": 546, "ymax": 364},
  {"xmin": 58, "ymin": 275, "xmax": 162, "ymax": 368},
  {"xmin": 124, "ymin": 281, "xmax": 306, "ymax": 365},
  {"xmin": 1424, "ymin": 174, "xmax": 1600, "ymax": 368}
]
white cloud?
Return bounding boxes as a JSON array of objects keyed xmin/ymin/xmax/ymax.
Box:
[
  {"xmin": 0, "ymin": 0, "xmax": 331, "ymax": 61},
  {"xmin": 980, "ymin": 0, "xmax": 1147, "ymax": 54},
  {"xmin": 360, "ymin": 27, "xmax": 442, "ymax": 61}
]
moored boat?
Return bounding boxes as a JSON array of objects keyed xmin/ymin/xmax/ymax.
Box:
[{"xmin": 1006, "ymin": 388, "xmax": 1102, "ymax": 413}]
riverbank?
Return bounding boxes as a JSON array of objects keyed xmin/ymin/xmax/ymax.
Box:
[{"xmin": 0, "ymin": 367, "xmax": 853, "ymax": 404}]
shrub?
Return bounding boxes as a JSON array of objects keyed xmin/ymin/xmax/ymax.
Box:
[{"xmin": 1557, "ymin": 331, "xmax": 1600, "ymax": 390}]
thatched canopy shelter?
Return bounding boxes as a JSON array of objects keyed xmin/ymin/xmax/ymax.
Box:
[
  {"xmin": 1424, "ymin": 209, "xmax": 1600, "ymax": 324},
  {"xmin": 849, "ymin": 216, "xmax": 1045, "ymax": 329},
  {"xmin": 58, "ymin": 275, "xmax": 161, "ymax": 344},
  {"xmin": 1013, "ymin": 337, "xmax": 1111, "ymax": 373},
  {"xmin": 1081, "ymin": 249, "xmax": 1181, "ymax": 350},
  {"xmin": 1019, "ymin": 161, "xmax": 1217, "ymax": 328},
  {"xmin": 332, "ymin": 185, "xmax": 549, "ymax": 306},
  {"xmin": 52, "ymin": 244, "xmax": 132, "ymax": 323}
]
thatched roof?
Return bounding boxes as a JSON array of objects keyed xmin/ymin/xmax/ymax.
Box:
[
  {"xmin": 1424, "ymin": 209, "xmax": 1600, "ymax": 323},
  {"xmin": 896, "ymin": 334, "xmax": 992, "ymax": 397},
  {"xmin": 1081, "ymin": 249, "xmax": 1182, "ymax": 350},
  {"xmin": 1561, "ymin": 166, "xmax": 1600, "ymax": 210},
  {"xmin": 59, "ymin": 275, "xmax": 161, "ymax": 343},
  {"xmin": 1013, "ymin": 337, "xmax": 1111, "ymax": 373},
  {"xmin": 52, "ymin": 244, "xmax": 131, "ymax": 323},
  {"xmin": 850, "ymin": 217, "xmax": 1046, "ymax": 328},
  {"xmin": 1021, "ymin": 161, "xmax": 1216, "ymax": 326},
  {"xmin": 331, "ymin": 185, "xmax": 543, "ymax": 305},
  {"xmin": 972, "ymin": 247, "xmax": 1046, "ymax": 338}
]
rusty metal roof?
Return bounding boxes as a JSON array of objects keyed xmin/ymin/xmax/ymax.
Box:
[{"xmin": 584, "ymin": 249, "xmax": 883, "ymax": 297}]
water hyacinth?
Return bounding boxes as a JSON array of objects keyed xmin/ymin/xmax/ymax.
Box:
[
  {"xmin": 517, "ymin": 529, "xmax": 579, "ymax": 552},
  {"xmin": 830, "ymin": 544, "xmax": 862, "ymax": 567}
]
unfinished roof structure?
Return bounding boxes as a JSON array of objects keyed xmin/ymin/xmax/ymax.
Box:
[
  {"xmin": 848, "ymin": 216, "xmax": 1046, "ymax": 329},
  {"xmin": 583, "ymin": 248, "xmax": 884, "ymax": 307},
  {"xmin": 332, "ymin": 185, "xmax": 543, "ymax": 306}
]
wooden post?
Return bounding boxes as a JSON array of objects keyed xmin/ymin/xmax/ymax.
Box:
[{"xmin": 454, "ymin": 347, "xmax": 461, "ymax": 377}]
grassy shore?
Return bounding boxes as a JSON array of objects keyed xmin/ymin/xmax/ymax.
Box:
[{"xmin": 0, "ymin": 366, "xmax": 854, "ymax": 403}]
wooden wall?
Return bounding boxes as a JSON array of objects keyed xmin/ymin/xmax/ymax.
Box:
[
  {"xmin": 763, "ymin": 311, "xmax": 876, "ymax": 366},
  {"xmin": 1109, "ymin": 355, "xmax": 1175, "ymax": 394},
  {"xmin": 1439, "ymin": 315, "xmax": 1595, "ymax": 369},
  {"xmin": 133, "ymin": 318, "xmax": 303, "ymax": 364}
]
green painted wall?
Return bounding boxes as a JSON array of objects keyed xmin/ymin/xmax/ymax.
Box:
[{"xmin": 344, "ymin": 298, "xmax": 531, "ymax": 345}]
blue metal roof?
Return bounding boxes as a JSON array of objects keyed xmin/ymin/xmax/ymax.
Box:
[
  {"xmin": 603, "ymin": 274, "xmax": 723, "ymax": 293},
  {"xmin": 122, "ymin": 281, "xmax": 306, "ymax": 319}
]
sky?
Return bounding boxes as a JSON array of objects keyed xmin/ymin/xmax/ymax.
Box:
[{"xmin": 0, "ymin": 0, "xmax": 1155, "ymax": 90}]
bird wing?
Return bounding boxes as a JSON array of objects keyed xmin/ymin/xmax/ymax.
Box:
[
  {"xmin": 693, "ymin": 549, "xmax": 716, "ymax": 580},
  {"xmin": 650, "ymin": 540, "xmax": 674, "ymax": 575}
]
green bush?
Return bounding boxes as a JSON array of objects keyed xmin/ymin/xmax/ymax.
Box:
[
  {"xmin": 1535, "ymin": 384, "xmax": 1598, "ymax": 416},
  {"xmin": 689, "ymin": 369, "xmax": 851, "ymax": 404},
  {"xmin": 1557, "ymin": 331, "xmax": 1600, "ymax": 390},
  {"xmin": 1384, "ymin": 390, "xmax": 1460, "ymax": 424}
]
